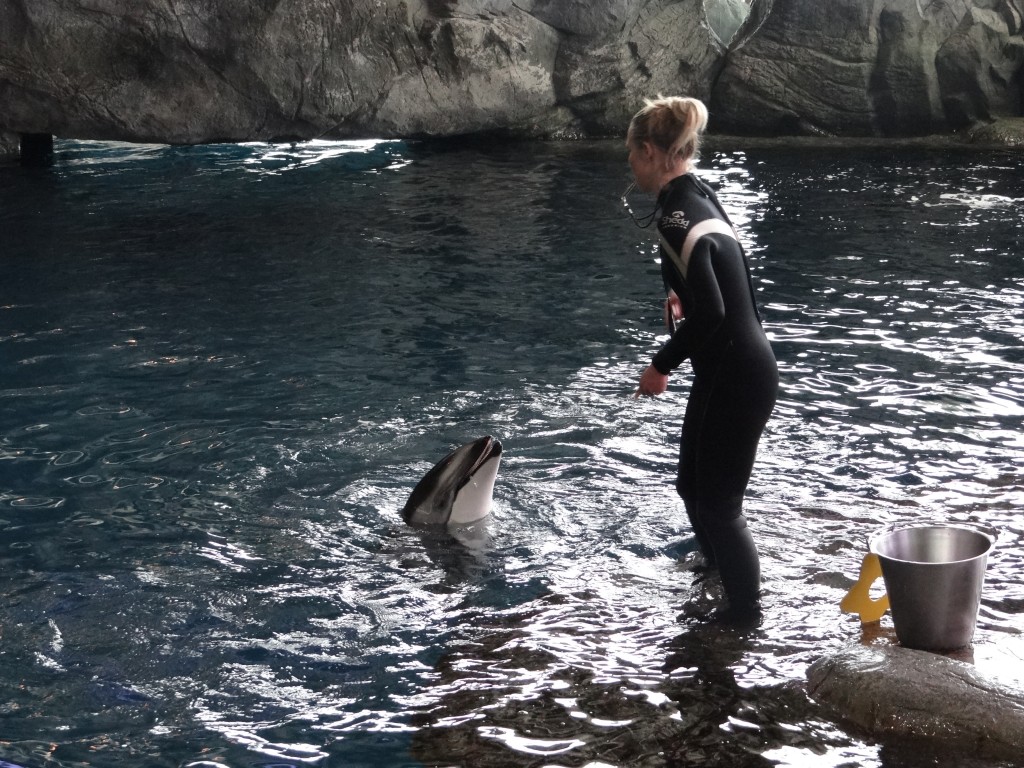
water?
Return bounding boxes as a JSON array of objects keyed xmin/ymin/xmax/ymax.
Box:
[{"xmin": 1, "ymin": 137, "xmax": 1022, "ymax": 768}]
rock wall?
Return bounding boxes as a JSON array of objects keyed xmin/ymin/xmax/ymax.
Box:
[
  {"xmin": 0, "ymin": 131, "xmax": 18, "ymax": 157},
  {"xmin": 714, "ymin": 0, "xmax": 1024, "ymax": 136},
  {"xmin": 808, "ymin": 644, "xmax": 1024, "ymax": 761},
  {"xmin": 0, "ymin": 0, "xmax": 1021, "ymax": 150}
]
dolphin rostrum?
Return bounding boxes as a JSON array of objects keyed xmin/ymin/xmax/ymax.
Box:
[{"xmin": 401, "ymin": 436, "xmax": 503, "ymax": 527}]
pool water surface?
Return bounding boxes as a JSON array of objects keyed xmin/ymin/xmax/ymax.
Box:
[{"xmin": 1, "ymin": 138, "xmax": 1022, "ymax": 767}]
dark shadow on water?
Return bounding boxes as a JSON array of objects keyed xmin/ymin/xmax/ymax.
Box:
[
  {"xmin": 660, "ymin": 620, "xmax": 817, "ymax": 767},
  {"xmin": 401, "ymin": 521, "xmax": 506, "ymax": 590}
]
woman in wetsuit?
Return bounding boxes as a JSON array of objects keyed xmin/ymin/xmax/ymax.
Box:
[{"xmin": 626, "ymin": 96, "xmax": 778, "ymax": 618}]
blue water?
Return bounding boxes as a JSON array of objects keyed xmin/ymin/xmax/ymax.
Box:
[{"xmin": 1, "ymin": 138, "xmax": 1022, "ymax": 768}]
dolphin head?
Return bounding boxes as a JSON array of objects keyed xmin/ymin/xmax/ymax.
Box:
[{"xmin": 401, "ymin": 436, "xmax": 503, "ymax": 527}]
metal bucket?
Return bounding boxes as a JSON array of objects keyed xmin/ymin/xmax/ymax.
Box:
[{"xmin": 869, "ymin": 524, "xmax": 995, "ymax": 651}]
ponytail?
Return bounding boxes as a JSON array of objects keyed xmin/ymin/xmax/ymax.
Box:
[{"xmin": 627, "ymin": 95, "xmax": 709, "ymax": 168}]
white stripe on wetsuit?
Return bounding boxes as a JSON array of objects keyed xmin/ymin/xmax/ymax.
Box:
[{"xmin": 660, "ymin": 217, "xmax": 738, "ymax": 279}]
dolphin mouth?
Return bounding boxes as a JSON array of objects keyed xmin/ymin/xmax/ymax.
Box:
[
  {"xmin": 464, "ymin": 436, "xmax": 502, "ymax": 479},
  {"xmin": 452, "ymin": 435, "xmax": 503, "ymax": 507}
]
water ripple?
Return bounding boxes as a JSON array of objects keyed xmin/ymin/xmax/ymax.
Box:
[{"xmin": 0, "ymin": 140, "xmax": 1022, "ymax": 768}]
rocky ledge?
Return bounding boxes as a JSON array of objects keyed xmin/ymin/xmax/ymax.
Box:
[
  {"xmin": 808, "ymin": 643, "xmax": 1024, "ymax": 761},
  {"xmin": 967, "ymin": 116, "xmax": 1024, "ymax": 146},
  {"xmin": 1, "ymin": 0, "xmax": 1022, "ymax": 159}
]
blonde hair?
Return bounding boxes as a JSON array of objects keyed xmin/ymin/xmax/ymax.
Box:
[{"xmin": 627, "ymin": 95, "xmax": 709, "ymax": 167}]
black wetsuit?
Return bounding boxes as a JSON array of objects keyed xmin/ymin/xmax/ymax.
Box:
[{"xmin": 652, "ymin": 174, "xmax": 778, "ymax": 612}]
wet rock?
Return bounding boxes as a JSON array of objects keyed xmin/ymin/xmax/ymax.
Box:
[
  {"xmin": 0, "ymin": 0, "xmax": 1021, "ymax": 146},
  {"xmin": 0, "ymin": 0, "xmax": 567, "ymax": 144},
  {"xmin": 712, "ymin": 0, "xmax": 1024, "ymax": 137},
  {"xmin": 0, "ymin": 0, "xmax": 727, "ymax": 144},
  {"xmin": 807, "ymin": 644, "xmax": 1024, "ymax": 761},
  {"xmin": 552, "ymin": 0, "xmax": 724, "ymax": 136},
  {"xmin": 937, "ymin": 1, "xmax": 1024, "ymax": 128},
  {"xmin": 967, "ymin": 116, "xmax": 1024, "ymax": 146},
  {"xmin": 0, "ymin": 131, "xmax": 19, "ymax": 161}
]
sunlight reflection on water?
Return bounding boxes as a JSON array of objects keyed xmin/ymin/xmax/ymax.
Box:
[{"xmin": 0, "ymin": 139, "xmax": 1022, "ymax": 768}]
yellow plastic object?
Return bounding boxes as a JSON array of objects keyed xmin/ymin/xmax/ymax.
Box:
[{"xmin": 840, "ymin": 553, "xmax": 890, "ymax": 624}]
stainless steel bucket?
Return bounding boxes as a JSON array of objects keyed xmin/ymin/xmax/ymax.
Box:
[{"xmin": 869, "ymin": 524, "xmax": 994, "ymax": 651}]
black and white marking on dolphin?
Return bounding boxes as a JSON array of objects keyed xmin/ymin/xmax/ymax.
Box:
[{"xmin": 401, "ymin": 436, "xmax": 503, "ymax": 527}]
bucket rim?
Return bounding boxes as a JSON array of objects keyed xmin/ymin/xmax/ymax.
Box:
[{"xmin": 868, "ymin": 522, "xmax": 996, "ymax": 563}]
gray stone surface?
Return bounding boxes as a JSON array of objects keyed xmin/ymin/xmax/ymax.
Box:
[
  {"xmin": 552, "ymin": 0, "xmax": 724, "ymax": 136},
  {"xmin": 0, "ymin": 131, "xmax": 18, "ymax": 160},
  {"xmin": 714, "ymin": 0, "xmax": 1024, "ymax": 136},
  {"xmin": 968, "ymin": 116, "xmax": 1024, "ymax": 145},
  {"xmin": 937, "ymin": 2, "xmax": 1024, "ymax": 127},
  {"xmin": 808, "ymin": 644, "xmax": 1024, "ymax": 761},
  {"xmin": 0, "ymin": 0, "xmax": 1021, "ymax": 146}
]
